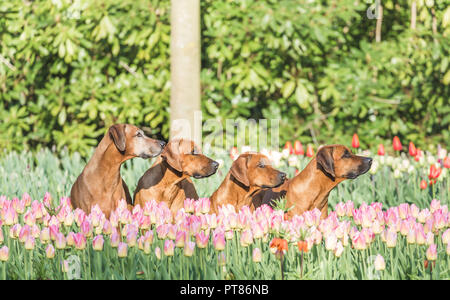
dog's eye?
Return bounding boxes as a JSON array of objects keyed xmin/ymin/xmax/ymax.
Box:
[
  {"xmin": 342, "ymin": 151, "xmax": 351, "ymax": 159},
  {"xmin": 257, "ymin": 163, "xmax": 265, "ymax": 168}
]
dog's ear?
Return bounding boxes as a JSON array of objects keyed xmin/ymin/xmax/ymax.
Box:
[
  {"xmin": 316, "ymin": 146, "xmax": 335, "ymax": 180},
  {"xmin": 161, "ymin": 139, "xmax": 183, "ymax": 173},
  {"xmin": 109, "ymin": 124, "xmax": 126, "ymax": 153},
  {"xmin": 230, "ymin": 154, "xmax": 250, "ymax": 187}
]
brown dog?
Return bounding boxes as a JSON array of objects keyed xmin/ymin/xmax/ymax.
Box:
[
  {"xmin": 133, "ymin": 139, "xmax": 219, "ymax": 214},
  {"xmin": 258, "ymin": 144, "xmax": 372, "ymax": 219},
  {"xmin": 70, "ymin": 124, "xmax": 165, "ymax": 218},
  {"xmin": 210, "ymin": 152, "xmax": 286, "ymax": 214}
]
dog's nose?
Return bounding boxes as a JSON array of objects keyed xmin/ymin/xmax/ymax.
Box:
[
  {"xmin": 159, "ymin": 140, "xmax": 166, "ymax": 148},
  {"xmin": 279, "ymin": 172, "xmax": 287, "ymax": 180},
  {"xmin": 365, "ymin": 157, "xmax": 373, "ymax": 166},
  {"xmin": 211, "ymin": 161, "xmax": 219, "ymax": 170}
]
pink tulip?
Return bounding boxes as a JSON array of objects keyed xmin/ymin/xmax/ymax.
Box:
[
  {"xmin": 333, "ymin": 241, "xmax": 344, "ymax": 257},
  {"xmin": 164, "ymin": 240, "xmax": 175, "ymax": 256},
  {"xmin": 156, "ymin": 224, "xmax": 169, "ymax": 240},
  {"xmin": 385, "ymin": 229, "xmax": 397, "ymax": 248},
  {"xmin": 352, "ymin": 232, "xmax": 367, "ymax": 250},
  {"xmin": 110, "ymin": 231, "xmax": 120, "ymax": 248},
  {"xmin": 118, "ymin": 242, "xmax": 128, "ymax": 258},
  {"xmin": 398, "ymin": 203, "xmax": 409, "ymax": 219},
  {"xmin": 144, "ymin": 230, "xmax": 154, "ymax": 245},
  {"xmin": 361, "ymin": 228, "xmax": 375, "ymax": 244},
  {"xmin": 415, "ymin": 223, "xmax": 427, "ymax": 245},
  {"xmin": 325, "ymin": 232, "xmax": 338, "ymax": 251},
  {"xmin": 102, "ymin": 220, "xmax": 112, "ymax": 235},
  {"xmin": 73, "ymin": 233, "xmax": 86, "ymax": 250},
  {"xmin": 406, "ymin": 229, "xmax": 416, "ymax": 244},
  {"xmin": 253, "ymin": 248, "xmax": 262, "ymax": 262},
  {"xmin": 213, "ymin": 231, "xmax": 226, "ymax": 251},
  {"xmin": 9, "ymin": 224, "xmax": 21, "ymax": 239},
  {"xmin": 335, "ymin": 202, "xmax": 346, "ymax": 217},
  {"xmin": 196, "ymin": 231, "xmax": 209, "ymax": 249},
  {"xmin": 184, "ymin": 241, "xmax": 195, "ymax": 257},
  {"xmin": 200, "ymin": 198, "xmax": 211, "ymax": 214},
  {"xmin": 126, "ymin": 230, "xmax": 138, "ymax": 248},
  {"xmin": 426, "ymin": 232, "xmax": 434, "ymax": 246},
  {"xmin": 0, "ymin": 246, "xmax": 9, "ymax": 261},
  {"xmin": 175, "ymin": 230, "xmax": 187, "ymax": 248},
  {"xmin": 92, "ymin": 235, "xmax": 104, "ymax": 251},
  {"xmin": 430, "ymin": 199, "xmax": 440, "ymax": 213},
  {"xmin": 66, "ymin": 232, "xmax": 76, "ymax": 247},
  {"xmin": 426, "ymin": 244, "xmax": 437, "ymax": 261},
  {"xmin": 46, "ymin": 244, "xmax": 55, "ymax": 259},
  {"xmin": 3, "ymin": 206, "xmax": 18, "ymax": 225},
  {"xmin": 184, "ymin": 198, "xmax": 195, "ymax": 214},
  {"xmin": 240, "ymin": 229, "xmax": 253, "ymax": 247},
  {"xmin": 24, "ymin": 236, "xmax": 35, "ymax": 250},
  {"xmin": 55, "ymin": 232, "xmax": 66, "ymax": 249},
  {"xmin": 225, "ymin": 230, "xmax": 234, "ymax": 240},
  {"xmin": 155, "ymin": 247, "xmax": 161, "ymax": 260},
  {"xmin": 442, "ymin": 229, "xmax": 450, "ymax": 244},
  {"xmin": 19, "ymin": 224, "xmax": 30, "ymax": 243}
]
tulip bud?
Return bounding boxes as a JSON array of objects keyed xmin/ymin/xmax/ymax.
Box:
[
  {"xmin": 46, "ymin": 244, "xmax": 55, "ymax": 259},
  {"xmin": 113, "ymin": 243, "xmax": 125, "ymax": 260},
  {"xmin": 0, "ymin": 246, "xmax": 9, "ymax": 262}
]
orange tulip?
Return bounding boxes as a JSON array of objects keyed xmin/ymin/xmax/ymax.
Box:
[
  {"xmin": 420, "ymin": 180, "xmax": 427, "ymax": 190},
  {"xmin": 297, "ymin": 240, "xmax": 308, "ymax": 253}
]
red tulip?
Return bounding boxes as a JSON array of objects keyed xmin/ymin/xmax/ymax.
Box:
[
  {"xmin": 444, "ymin": 157, "xmax": 450, "ymax": 169},
  {"xmin": 393, "ymin": 136, "xmax": 402, "ymax": 151},
  {"xmin": 306, "ymin": 145, "xmax": 314, "ymax": 157},
  {"xmin": 284, "ymin": 141, "xmax": 293, "ymax": 154},
  {"xmin": 408, "ymin": 142, "xmax": 417, "ymax": 157},
  {"xmin": 428, "ymin": 165, "xmax": 442, "ymax": 180},
  {"xmin": 294, "ymin": 141, "xmax": 304, "ymax": 155},
  {"xmin": 420, "ymin": 180, "xmax": 427, "ymax": 190},
  {"xmin": 352, "ymin": 133, "xmax": 360, "ymax": 149},
  {"xmin": 377, "ymin": 144, "xmax": 385, "ymax": 156}
]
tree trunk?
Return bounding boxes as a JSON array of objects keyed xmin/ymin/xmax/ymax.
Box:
[
  {"xmin": 375, "ymin": 2, "xmax": 383, "ymax": 43},
  {"xmin": 170, "ymin": 0, "xmax": 201, "ymax": 145},
  {"xmin": 411, "ymin": 1, "xmax": 416, "ymax": 30}
]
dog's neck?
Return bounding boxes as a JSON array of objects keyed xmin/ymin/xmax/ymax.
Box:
[
  {"xmin": 288, "ymin": 158, "xmax": 344, "ymax": 216},
  {"xmin": 85, "ymin": 135, "xmax": 128, "ymax": 189},
  {"xmin": 159, "ymin": 159, "xmax": 189, "ymax": 186},
  {"xmin": 211, "ymin": 172, "xmax": 260, "ymax": 213}
]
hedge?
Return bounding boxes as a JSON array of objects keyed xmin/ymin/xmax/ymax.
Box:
[{"xmin": 0, "ymin": 0, "xmax": 449, "ymax": 157}]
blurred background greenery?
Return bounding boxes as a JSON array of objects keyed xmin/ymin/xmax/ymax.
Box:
[{"xmin": 0, "ymin": 0, "xmax": 449, "ymax": 158}]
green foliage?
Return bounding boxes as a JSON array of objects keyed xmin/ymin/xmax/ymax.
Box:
[
  {"xmin": 0, "ymin": 0, "xmax": 449, "ymax": 156},
  {"xmin": 0, "ymin": 0, "xmax": 171, "ymax": 156}
]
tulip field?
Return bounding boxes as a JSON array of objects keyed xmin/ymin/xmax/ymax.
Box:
[{"xmin": 0, "ymin": 142, "xmax": 449, "ymax": 280}]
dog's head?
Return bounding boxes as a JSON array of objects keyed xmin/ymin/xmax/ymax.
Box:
[
  {"xmin": 108, "ymin": 124, "xmax": 165, "ymax": 159},
  {"xmin": 316, "ymin": 145, "xmax": 372, "ymax": 181},
  {"xmin": 161, "ymin": 139, "xmax": 218, "ymax": 179},
  {"xmin": 230, "ymin": 152, "xmax": 286, "ymax": 188}
]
